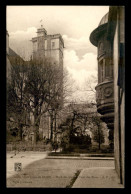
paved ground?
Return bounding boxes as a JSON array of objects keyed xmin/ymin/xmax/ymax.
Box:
[
  {"xmin": 72, "ymin": 167, "xmax": 124, "ymax": 188},
  {"xmin": 6, "ymin": 151, "xmax": 118, "ymax": 188},
  {"xmin": 6, "ymin": 151, "xmax": 48, "ymax": 178}
]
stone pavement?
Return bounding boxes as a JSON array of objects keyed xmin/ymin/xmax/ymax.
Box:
[
  {"xmin": 6, "ymin": 152, "xmax": 124, "ymax": 188},
  {"xmin": 6, "ymin": 151, "xmax": 48, "ymax": 178},
  {"xmin": 72, "ymin": 167, "xmax": 124, "ymax": 188}
]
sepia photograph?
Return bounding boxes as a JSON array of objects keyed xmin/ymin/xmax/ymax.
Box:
[{"xmin": 6, "ymin": 5, "xmax": 125, "ymax": 188}]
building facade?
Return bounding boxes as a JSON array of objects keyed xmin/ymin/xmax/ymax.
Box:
[
  {"xmin": 109, "ymin": 6, "xmax": 125, "ymax": 185},
  {"xmin": 90, "ymin": 6, "xmax": 125, "ymax": 185},
  {"xmin": 6, "ymin": 31, "xmax": 12, "ymax": 81}
]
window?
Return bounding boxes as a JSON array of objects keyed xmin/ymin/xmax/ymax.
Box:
[
  {"xmin": 33, "ymin": 41, "xmax": 37, "ymax": 52},
  {"xmin": 52, "ymin": 42, "xmax": 55, "ymax": 48},
  {"xmin": 98, "ymin": 59, "xmax": 104, "ymax": 83},
  {"xmin": 45, "ymin": 40, "xmax": 47, "ymax": 50},
  {"xmin": 98, "ymin": 42, "xmax": 104, "ymax": 56},
  {"xmin": 99, "ymin": 42, "xmax": 103, "ymax": 51}
]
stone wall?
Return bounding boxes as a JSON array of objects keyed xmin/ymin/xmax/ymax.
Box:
[
  {"xmin": 113, "ymin": 18, "xmax": 120, "ymax": 179},
  {"xmin": 113, "ymin": 7, "xmax": 125, "ymax": 184}
]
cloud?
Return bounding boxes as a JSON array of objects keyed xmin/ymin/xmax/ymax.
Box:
[
  {"xmin": 64, "ymin": 49, "xmax": 98, "ymax": 102},
  {"xmin": 9, "ymin": 27, "xmax": 37, "ymax": 60},
  {"xmin": 7, "ymin": 6, "xmax": 109, "ymax": 39},
  {"xmin": 9, "ymin": 27, "xmax": 37, "ymax": 41},
  {"xmin": 63, "ymin": 35, "xmax": 90, "ymax": 49},
  {"xmin": 64, "ymin": 49, "xmax": 97, "ymax": 74},
  {"xmin": 63, "ymin": 34, "xmax": 97, "ymax": 57}
]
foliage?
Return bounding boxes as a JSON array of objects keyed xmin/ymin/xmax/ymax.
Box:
[
  {"xmin": 58, "ymin": 103, "xmax": 96, "ymax": 151},
  {"xmin": 91, "ymin": 115, "xmax": 105, "ymax": 149},
  {"xmin": 58, "ymin": 102, "xmax": 108, "ymax": 151},
  {"xmin": 70, "ymin": 134, "xmax": 91, "ymax": 146},
  {"xmin": 93, "ymin": 128, "xmax": 105, "ymax": 144},
  {"xmin": 6, "ymin": 129, "xmax": 20, "ymax": 143}
]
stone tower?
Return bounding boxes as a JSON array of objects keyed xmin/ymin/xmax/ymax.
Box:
[
  {"xmin": 31, "ymin": 25, "xmax": 64, "ymax": 67},
  {"xmin": 31, "ymin": 26, "xmax": 64, "ymax": 140},
  {"xmin": 90, "ymin": 12, "xmax": 114, "ymax": 148}
]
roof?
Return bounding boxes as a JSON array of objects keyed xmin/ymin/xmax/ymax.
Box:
[
  {"xmin": 9, "ymin": 47, "xmax": 19, "ymax": 57},
  {"xmin": 89, "ymin": 12, "xmax": 109, "ymax": 47},
  {"xmin": 98, "ymin": 12, "xmax": 109, "ymax": 26},
  {"xmin": 8, "ymin": 47, "xmax": 24, "ymax": 64}
]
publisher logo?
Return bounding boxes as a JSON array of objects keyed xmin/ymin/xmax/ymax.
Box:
[{"xmin": 14, "ymin": 163, "xmax": 22, "ymax": 171}]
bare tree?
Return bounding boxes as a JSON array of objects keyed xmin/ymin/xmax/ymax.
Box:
[
  {"xmin": 47, "ymin": 66, "xmax": 75, "ymax": 142},
  {"xmin": 7, "ymin": 56, "xmax": 28, "ymax": 141},
  {"xmin": 75, "ymin": 75, "xmax": 97, "ymax": 103},
  {"xmin": 24, "ymin": 58, "xmax": 65, "ymax": 143},
  {"xmin": 7, "ymin": 56, "xmax": 65, "ymax": 144}
]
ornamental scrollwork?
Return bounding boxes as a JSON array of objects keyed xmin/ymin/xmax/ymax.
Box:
[{"xmin": 104, "ymin": 87, "xmax": 113, "ymax": 97}]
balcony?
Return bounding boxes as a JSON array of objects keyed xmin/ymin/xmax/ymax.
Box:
[{"xmin": 95, "ymin": 80, "xmax": 114, "ymax": 129}]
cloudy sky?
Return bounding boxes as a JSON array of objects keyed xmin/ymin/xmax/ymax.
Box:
[{"xmin": 7, "ymin": 6, "xmax": 109, "ymax": 103}]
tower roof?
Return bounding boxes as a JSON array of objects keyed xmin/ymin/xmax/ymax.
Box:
[
  {"xmin": 98, "ymin": 12, "xmax": 109, "ymax": 26},
  {"xmin": 89, "ymin": 12, "xmax": 109, "ymax": 47},
  {"xmin": 37, "ymin": 27, "xmax": 47, "ymax": 36}
]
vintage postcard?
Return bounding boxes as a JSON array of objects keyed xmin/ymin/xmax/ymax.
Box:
[{"xmin": 6, "ymin": 5, "xmax": 125, "ymax": 188}]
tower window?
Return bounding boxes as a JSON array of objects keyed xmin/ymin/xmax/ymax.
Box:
[
  {"xmin": 52, "ymin": 42, "xmax": 55, "ymax": 48},
  {"xmin": 98, "ymin": 42, "xmax": 104, "ymax": 56},
  {"xmin": 98, "ymin": 59, "xmax": 104, "ymax": 83}
]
